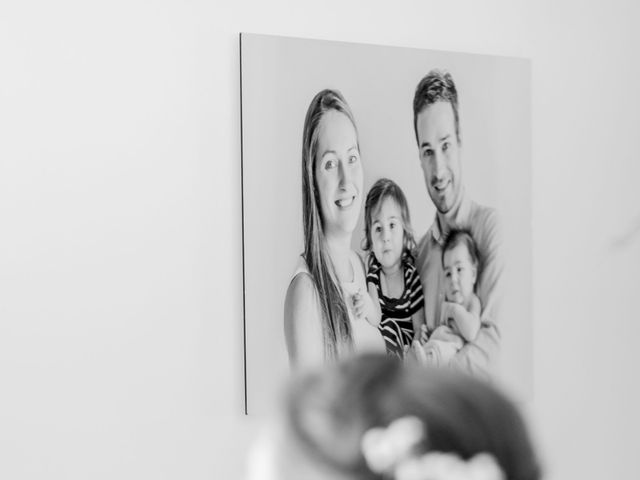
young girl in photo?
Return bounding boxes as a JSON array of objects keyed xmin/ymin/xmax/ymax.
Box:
[{"xmin": 361, "ymin": 178, "xmax": 425, "ymax": 358}]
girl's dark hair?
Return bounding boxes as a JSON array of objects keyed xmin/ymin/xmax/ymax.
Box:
[
  {"xmin": 285, "ymin": 354, "xmax": 541, "ymax": 480},
  {"xmin": 362, "ymin": 178, "xmax": 416, "ymax": 262}
]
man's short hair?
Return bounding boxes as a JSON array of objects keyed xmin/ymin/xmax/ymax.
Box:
[{"xmin": 412, "ymin": 69, "xmax": 461, "ymax": 145}]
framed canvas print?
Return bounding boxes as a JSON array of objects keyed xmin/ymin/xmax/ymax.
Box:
[{"xmin": 241, "ymin": 33, "xmax": 531, "ymax": 414}]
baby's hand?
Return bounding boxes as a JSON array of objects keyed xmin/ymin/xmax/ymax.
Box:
[{"xmin": 443, "ymin": 301, "xmax": 465, "ymax": 326}]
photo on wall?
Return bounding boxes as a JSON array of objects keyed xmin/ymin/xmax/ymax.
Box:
[{"xmin": 240, "ymin": 33, "xmax": 532, "ymax": 415}]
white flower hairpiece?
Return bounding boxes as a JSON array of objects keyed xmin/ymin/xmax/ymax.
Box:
[
  {"xmin": 361, "ymin": 416, "xmax": 424, "ymax": 474},
  {"xmin": 361, "ymin": 416, "xmax": 505, "ymax": 480}
]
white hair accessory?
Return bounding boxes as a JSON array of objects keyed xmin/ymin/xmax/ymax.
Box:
[
  {"xmin": 361, "ymin": 416, "xmax": 505, "ymax": 480},
  {"xmin": 361, "ymin": 416, "xmax": 424, "ymax": 474}
]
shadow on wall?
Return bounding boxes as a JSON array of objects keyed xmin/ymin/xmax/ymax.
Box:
[{"xmin": 610, "ymin": 213, "xmax": 640, "ymax": 251}]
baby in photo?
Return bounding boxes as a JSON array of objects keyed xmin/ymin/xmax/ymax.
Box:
[
  {"xmin": 355, "ymin": 178, "xmax": 425, "ymax": 358},
  {"xmin": 416, "ymin": 230, "xmax": 482, "ymax": 365}
]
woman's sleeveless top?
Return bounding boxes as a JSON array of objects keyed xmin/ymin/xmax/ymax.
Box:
[{"xmin": 292, "ymin": 254, "xmax": 385, "ymax": 358}]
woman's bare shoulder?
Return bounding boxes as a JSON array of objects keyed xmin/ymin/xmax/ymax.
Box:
[
  {"xmin": 286, "ymin": 271, "xmax": 317, "ymax": 305},
  {"xmin": 284, "ymin": 272, "xmax": 323, "ymax": 367},
  {"xmin": 284, "ymin": 272, "xmax": 320, "ymax": 331}
]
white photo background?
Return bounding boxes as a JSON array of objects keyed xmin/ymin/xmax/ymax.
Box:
[{"xmin": 241, "ymin": 34, "xmax": 531, "ymax": 414}]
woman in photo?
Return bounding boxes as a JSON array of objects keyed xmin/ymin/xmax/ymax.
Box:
[{"xmin": 284, "ymin": 89, "xmax": 385, "ymax": 369}]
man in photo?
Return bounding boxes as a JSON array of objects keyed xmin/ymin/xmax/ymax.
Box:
[{"xmin": 413, "ymin": 69, "xmax": 504, "ymax": 377}]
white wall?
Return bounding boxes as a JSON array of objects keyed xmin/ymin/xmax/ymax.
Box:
[{"xmin": 1, "ymin": 1, "xmax": 639, "ymax": 479}]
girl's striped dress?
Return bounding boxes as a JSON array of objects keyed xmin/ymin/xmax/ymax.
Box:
[{"xmin": 366, "ymin": 255, "xmax": 424, "ymax": 358}]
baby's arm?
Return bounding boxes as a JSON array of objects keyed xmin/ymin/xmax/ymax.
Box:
[
  {"xmin": 444, "ymin": 294, "xmax": 482, "ymax": 342},
  {"xmin": 353, "ymin": 283, "xmax": 381, "ymax": 327}
]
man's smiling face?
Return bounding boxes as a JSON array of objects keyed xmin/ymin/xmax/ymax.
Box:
[{"xmin": 416, "ymin": 101, "xmax": 462, "ymax": 214}]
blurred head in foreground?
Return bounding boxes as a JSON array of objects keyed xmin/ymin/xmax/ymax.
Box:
[{"xmin": 247, "ymin": 354, "xmax": 540, "ymax": 480}]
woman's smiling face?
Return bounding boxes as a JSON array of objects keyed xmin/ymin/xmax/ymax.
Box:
[{"xmin": 314, "ymin": 109, "xmax": 363, "ymax": 237}]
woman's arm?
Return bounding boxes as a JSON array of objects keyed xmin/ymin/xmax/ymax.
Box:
[{"xmin": 283, "ymin": 273, "xmax": 324, "ymax": 370}]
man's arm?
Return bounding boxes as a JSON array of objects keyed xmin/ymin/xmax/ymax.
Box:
[
  {"xmin": 406, "ymin": 262, "xmax": 426, "ymax": 343},
  {"xmin": 415, "ymin": 232, "xmax": 441, "ymax": 334},
  {"xmin": 411, "ymin": 307, "xmax": 426, "ymax": 344},
  {"xmin": 450, "ymin": 208, "xmax": 503, "ymax": 377}
]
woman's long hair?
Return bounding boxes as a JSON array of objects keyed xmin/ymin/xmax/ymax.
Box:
[{"xmin": 301, "ymin": 89, "xmax": 359, "ymax": 360}]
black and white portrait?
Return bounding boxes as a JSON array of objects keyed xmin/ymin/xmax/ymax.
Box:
[{"xmin": 241, "ymin": 33, "xmax": 531, "ymax": 414}]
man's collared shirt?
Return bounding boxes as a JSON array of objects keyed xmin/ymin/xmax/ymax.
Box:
[{"xmin": 416, "ymin": 190, "xmax": 503, "ymax": 377}]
